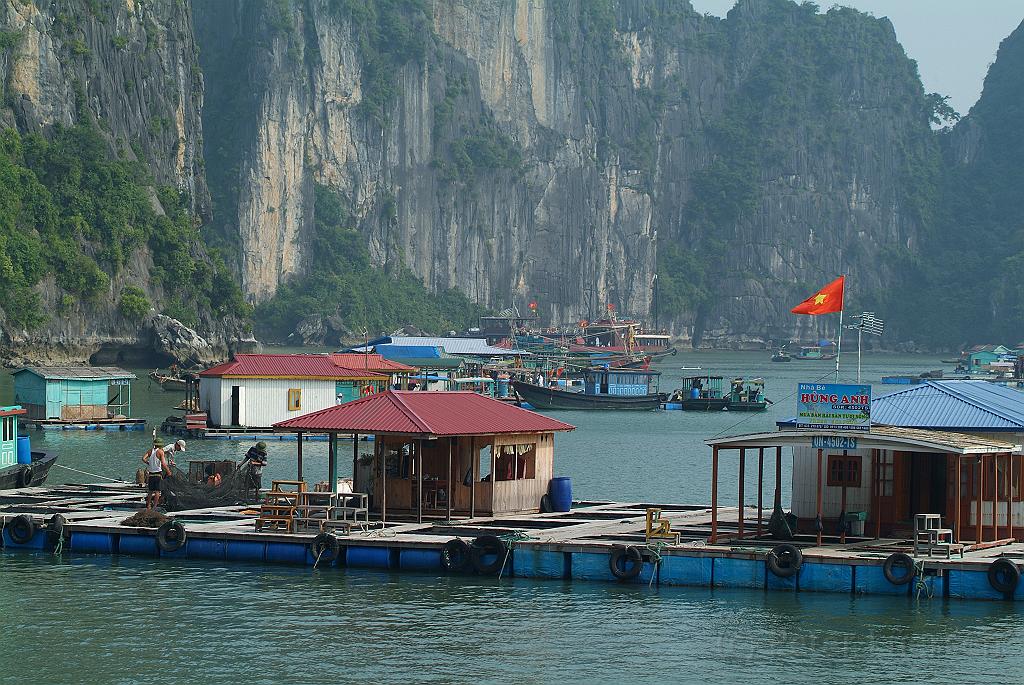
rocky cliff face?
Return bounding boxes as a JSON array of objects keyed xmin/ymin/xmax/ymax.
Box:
[
  {"xmin": 0, "ymin": 0, "xmax": 247, "ymax": 364},
  {"xmin": 195, "ymin": 0, "xmax": 941, "ymax": 346}
]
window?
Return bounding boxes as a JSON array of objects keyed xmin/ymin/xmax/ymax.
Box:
[
  {"xmin": 1, "ymin": 417, "xmax": 11, "ymax": 442},
  {"xmin": 494, "ymin": 443, "xmax": 536, "ymax": 481},
  {"xmin": 287, "ymin": 388, "xmax": 301, "ymax": 411},
  {"xmin": 827, "ymin": 454, "xmax": 862, "ymax": 487}
]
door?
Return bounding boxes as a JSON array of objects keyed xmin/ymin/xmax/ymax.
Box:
[
  {"xmin": 908, "ymin": 452, "xmax": 947, "ymax": 517},
  {"xmin": 230, "ymin": 386, "xmax": 241, "ymax": 426}
]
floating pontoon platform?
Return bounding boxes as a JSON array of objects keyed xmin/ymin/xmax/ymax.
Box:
[{"xmin": 2, "ymin": 482, "xmax": 1023, "ymax": 602}]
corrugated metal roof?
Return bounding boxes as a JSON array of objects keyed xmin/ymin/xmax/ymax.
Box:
[
  {"xmin": 13, "ymin": 366, "xmax": 136, "ymax": 381},
  {"xmin": 355, "ymin": 336, "xmax": 527, "ymax": 356},
  {"xmin": 375, "ymin": 345, "xmax": 443, "ymax": 359},
  {"xmin": 274, "ymin": 390, "xmax": 575, "ymax": 436},
  {"xmin": 199, "ymin": 354, "xmax": 387, "ymax": 380},
  {"xmin": 329, "ymin": 353, "xmax": 417, "ymax": 373},
  {"xmin": 708, "ymin": 426, "xmax": 1019, "ymax": 454},
  {"xmin": 872, "ymin": 380, "xmax": 1024, "ymax": 431}
]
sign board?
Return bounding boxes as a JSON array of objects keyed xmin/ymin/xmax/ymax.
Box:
[
  {"xmin": 796, "ymin": 383, "xmax": 871, "ymax": 432},
  {"xmin": 811, "ymin": 435, "xmax": 858, "ymax": 450},
  {"xmin": 110, "ymin": 379, "xmax": 131, "ymax": 386}
]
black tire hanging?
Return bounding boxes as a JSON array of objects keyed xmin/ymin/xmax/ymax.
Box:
[
  {"xmin": 311, "ymin": 533, "xmax": 340, "ymax": 564},
  {"xmin": 441, "ymin": 539, "xmax": 471, "ymax": 572},
  {"xmin": 987, "ymin": 558, "xmax": 1021, "ymax": 595},
  {"xmin": 540, "ymin": 494, "xmax": 554, "ymax": 513},
  {"xmin": 46, "ymin": 514, "xmax": 67, "ymax": 543},
  {"xmin": 766, "ymin": 543, "xmax": 803, "ymax": 578},
  {"xmin": 470, "ymin": 535, "xmax": 508, "ymax": 575},
  {"xmin": 156, "ymin": 520, "xmax": 187, "ymax": 553},
  {"xmin": 609, "ymin": 545, "xmax": 644, "ymax": 581},
  {"xmin": 882, "ymin": 552, "xmax": 915, "ymax": 585},
  {"xmin": 8, "ymin": 514, "xmax": 36, "ymax": 545},
  {"xmin": 16, "ymin": 466, "xmax": 33, "ymax": 489}
]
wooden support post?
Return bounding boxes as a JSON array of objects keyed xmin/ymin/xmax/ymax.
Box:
[
  {"xmin": 296, "ymin": 432, "xmax": 303, "ymax": 481},
  {"xmin": 840, "ymin": 483, "xmax": 848, "ymax": 544},
  {"xmin": 328, "ymin": 433, "xmax": 337, "ymax": 493},
  {"xmin": 993, "ymin": 453, "xmax": 999, "ymax": 540},
  {"xmin": 757, "ymin": 447, "xmax": 764, "ymax": 538},
  {"xmin": 380, "ymin": 439, "xmax": 387, "ymax": 524},
  {"xmin": 976, "ymin": 455, "xmax": 983, "ymax": 544},
  {"xmin": 711, "ymin": 446, "xmax": 719, "ymax": 543},
  {"xmin": 352, "ymin": 434, "xmax": 358, "ymax": 488},
  {"xmin": 1010, "ymin": 453, "xmax": 1016, "ymax": 542},
  {"xmin": 417, "ymin": 439, "xmax": 423, "ymax": 524},
  {"xmin": 470, "ymin": 439, "xmax": 477, "ymax": 519},
  {"xmin": 774, "ymin": 446, "xmax": 782, "ymax": 508},
  {"xmin": 816, "ymin": 448, "xmax": 823, "ymax": 547},
  {"xmin": 447, "ymin": 438, "xmax": 453, "ymax": 521},
  {"xmin": 738, "ymin": 448, "xmax": 745, "ymax": 539},
  {"xmin": 954, "ymin": 454, "xmax": 961, "ymax": 543},
  {"xmin": 872, "ymin": 449, "xmax": 880, "ymax": 539}
]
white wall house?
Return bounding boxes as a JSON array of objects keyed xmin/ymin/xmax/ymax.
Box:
[{"xmin": 199, "ymin": 354, "xmax": 388, "ymax": 429}]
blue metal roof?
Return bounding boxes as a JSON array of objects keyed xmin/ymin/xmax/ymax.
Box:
[
  {"xmin": 353, "ymin": 336, "xmax": 525, "ymax": 356},
  {"xmin": 872, "ymin": 380, "xmax": 1024, "ymax": 431},
  {"xmin": 375, "ymin": 345, "xmax": 442, "ymax": 359}
]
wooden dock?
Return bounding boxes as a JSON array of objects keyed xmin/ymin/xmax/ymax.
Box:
[{"xmin": 2, "ymin": 482, "xmax": 1023, "ymax": 601}]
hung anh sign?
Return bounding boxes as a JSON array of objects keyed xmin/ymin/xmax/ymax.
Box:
[{"xmin": 796, "ymin": 382, "xmax": 871, "ymax": 432}]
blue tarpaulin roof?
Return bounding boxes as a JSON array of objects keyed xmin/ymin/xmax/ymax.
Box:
[
  {"xmin": 871, "ymin": 381, "xmax": 1024, "ymax": 431},
  {"xmin": 352, "ymin": 336, "xmax": 525, "ymax": 356},
  {"xmin": 375, "ymin": 345, "xmax": 442, "ymax": 359}
]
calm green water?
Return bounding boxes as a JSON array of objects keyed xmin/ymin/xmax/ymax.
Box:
[{"xmin": 3, "ymin": 352, "xmax": 1023, "ymax": 684}]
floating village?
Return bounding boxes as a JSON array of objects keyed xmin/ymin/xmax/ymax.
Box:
[{"xmin": 4, "ymin": 286, "xmax": 1024, "ymax": 604}]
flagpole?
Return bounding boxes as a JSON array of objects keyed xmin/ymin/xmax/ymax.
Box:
[{"xmin": 835, "ymin": 307, "xmax": 843, "ymax": 382}]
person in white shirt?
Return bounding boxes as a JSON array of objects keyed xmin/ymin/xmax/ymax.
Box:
[{"xmin": 161, "ymin": 439, "xmax": 186, "ymax": 467}]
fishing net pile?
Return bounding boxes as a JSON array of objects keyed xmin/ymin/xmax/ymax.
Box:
[
  {"xmin": 160, "ymin": 464, "xmax": 258, "ymax": 511},
  {"xmin": 121, "ymin": 510, "xmax": 169, "ymax": 527}
]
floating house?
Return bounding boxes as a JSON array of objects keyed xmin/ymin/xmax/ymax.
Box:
[
  {"xmin": 13, "ymin": 366, "xmax": 135, "ymax": 422},
  {"xmin": 199, "ymin": 354, "xmax": 415, "ymax": 429},
  {"xmin": 967, "ymin": 345, "xmax": 1011, "ymax": 369},
  {"xmin": 275, "ymin": 391, "xmax": 574, "ymax": 520},
  {"xmin": 738, "ymin": 380, "xmax": 1024, "ymax": 546}
]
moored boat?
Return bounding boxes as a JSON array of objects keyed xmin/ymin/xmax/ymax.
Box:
[
  {"xmin": 726, "ymin": 378, "xmax": 769, "ymax": 412},
  {"xmin": 771, "ymin": 350, "xmax": 791, "ymax": 362},
  {"xmin": 0, "ymin": 450, "xmax": 58, "ymax": 490},
  {"xmin": 0, "ymin": 405, "xmax": 58, "ymax": 490},
  {"xmin": 511, "ymin": 368, "xmax": 664, "ymax": 410},
  {"xmin": 673, "ymin": 375, "xmax": 730, "ymax": 411},
  {"xmin": 792, "ymin": 345, "xmax": 836, "ymax": 361},
  {"xmin": 150, "ymin": 370, "xmax": 188, "ymax": 391}
]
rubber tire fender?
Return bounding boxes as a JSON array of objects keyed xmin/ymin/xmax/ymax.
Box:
[
  {"xmin": 46, "ymin": 514, "xmax": 67, "ymax": 542},
  {"xmin": 670, "ymin": 348, "xmax": 678, "ymax": 356},
  {"xmin": 8, "ymin": 514, "xmax": 36, "ymax": 545},
  {"xmin": 609, "ymin": 545, "xmax": 643, "ymax": 581},
  {"xmin": 441, "ymin": 539, "xmax": 471, "ymax": 572},
  {"xmin": 311, "ymin": 533, "xmax": 340, "ymax": 564},
  {"xmin": 540, "ymin": 494, "xmax": 554, "ymax": 513},
  {"xmin": 16, "ymin": 466, "xmax": 33, "ymax": 489},
  {"xmin": 882, "ymin": 552, "xmax": 916, "ymax": 585},
  {"xmin": 766, "ymin": 543, "xmax": 803, "ymax": 579},
  {"xmin": 470, "ymin": 535, "xmax": 508, "ymax": 575},
  {"xmin": 987, "ymin": 558, "xmax": 1021, "ymax": 595},
  {"xmin": 156, "ymin": 520, "xmax": 187, "ymax": 553}
]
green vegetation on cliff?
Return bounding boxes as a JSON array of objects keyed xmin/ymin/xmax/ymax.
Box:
[
  {"xmin": 253, "ymin": 185, "xmax": 485, "ymax": 341},
  {"xmin": 0, "ymin": 122, "xmax": 247, "ymax": 331}
]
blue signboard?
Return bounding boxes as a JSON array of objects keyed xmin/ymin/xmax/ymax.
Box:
[{"xmin": 796, "ymin": 383, "xmax": 871, "ymax": 432}]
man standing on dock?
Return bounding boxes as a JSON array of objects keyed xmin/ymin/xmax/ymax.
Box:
[
  {"xmin": 142, "ymin": 438, "xmax": 170, "ymax": 510},
  {"xmin": 240, "ymin": 441, "xmax": 268, "ymax": 498}
]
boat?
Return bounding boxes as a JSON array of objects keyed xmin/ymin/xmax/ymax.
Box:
[
  {"xmin": 511, "ymin": 368, "xmax": 664, "ymax": 410},
  {"xmin": 673, "ymin": 375, "xmax": 730, "ymax": 411},
  {"xmin": 725, "ymin": 378, "xmax": 769, "ymax": 412},
  {"xmin": 791, "ymin": 345, "xmax": 836, "ymax": 361},
  {"xmin": 149, "ymin": 370, "xmax": 187, "ymax": 391},
  {"xmin": 680, "ymin": 366, "xmax": 702, "ymax": 371},
  {"xmin": 0, "ymin": 405, "xmax": 58, "ymax": 490},
  {"xmin": 771, "ymin": 350, "xmax": 791, "ymax": 362},
  {"xmin": 0, "ymin": 450, "xmax": 58, "ymax": 490}
]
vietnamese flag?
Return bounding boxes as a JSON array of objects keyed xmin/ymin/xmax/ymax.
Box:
[{"xmin": 791, "ymin": 276, "xmax": 844, "ymax": 315}]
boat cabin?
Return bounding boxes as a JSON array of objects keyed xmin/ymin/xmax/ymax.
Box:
[
  {"xmin": 0, "ymin": 405, "xmax": 26, "ymax": 469},
  {"xmin": 582, "ymin": 368, "xmax": 660, "ymax": 397},
  {"xmin": 274, "ymin": 391, "xmax": 575, "ymax": 520},
  {"xmin": 13, "ymin": 366, "xmax": 135, "ymax": 421},
  {"xmin": 681, "ymin": 375, "xmax": 723, "ymax": 400}
]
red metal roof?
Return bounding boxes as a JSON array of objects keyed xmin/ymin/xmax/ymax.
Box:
[
  {"xmin": 199, "ymin": 354, "xmax": 386, "ymax": 380},
  {"xmin": 274, "ymin": 390, "xmax": 576, "ymax": 436},
  {"xmin": 329, "ymin": 353, "xmax": 417, "ymax": 373}
]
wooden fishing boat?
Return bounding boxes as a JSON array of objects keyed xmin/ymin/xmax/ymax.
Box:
[
  {"xmin": 149, "ymin": 370, "xmax": 187, "ymax": 391},
  {"xmin": 792, "ymin": 345, "xmax": 836, "ymax": 361},
  {"xmin": 771, "ymin": 350, "xmax": 791, "ymax": 362},
  {"xmin": 511, "ymin": 368, "xmax": 664, "ymax": 410},
  {"xmin": 726, "ymin": 378, "xmax": 769, "ymax": 412},
  {"xmin": 0, "ymin": 450, "xmax": 58, "ymax": 490},
  {"xmin": 673, "ymin": 375, "xmax": 730, "ymax": 411}
]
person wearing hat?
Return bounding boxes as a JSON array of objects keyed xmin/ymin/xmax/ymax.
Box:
[
  {"xmin": 240, "ymin": 441, "xmax": 268, "ymax": 496},
  {"xmin": 162, "ymin": 439, "xmax": 187, "ymax": 468},
  {"xmin": 141, "ymin": 437, "xmax": 170, "ymax": 510}
]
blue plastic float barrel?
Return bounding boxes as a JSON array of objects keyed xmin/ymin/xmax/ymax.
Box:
[
  {"xmin": 16, "ymin": 435, "xmax": 31, "ymax": 464},
  {"xmin": 497, "ymin": 379, "xmax": 509, "ymax": 398},
  {"xmin": 549, "ymin": 477, "xmax": 572, "ymax": 512}
]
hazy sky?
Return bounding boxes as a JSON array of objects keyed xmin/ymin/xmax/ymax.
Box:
[{"xmin": 689, "ymin": 0, "xmax": 1024, "ymax": 115}]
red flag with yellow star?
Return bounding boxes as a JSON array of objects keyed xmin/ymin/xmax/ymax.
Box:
[{"xmin": 791, "ymin": 276, "xmax": 844, "ymax": 315}]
